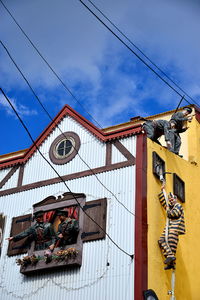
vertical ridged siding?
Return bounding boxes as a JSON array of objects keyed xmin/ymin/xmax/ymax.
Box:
[
  {"xmin": 0, "ymin": 168, "xmax": 11, "ymax": 182},
  {"xmin": 23, "ymin": 116, "xmax": 106, "ymax": 185},
  {"xmin": 0, "ymin": 130, "xmax": 136, "ymax": 300},
  {"xmin": 112, "ymin": 136, "xmax": 136, "ymax": 164},
  {"xmin": 2, "ymin": 168, "xmax": 19, "ymax": 191},
  {"xmin": 0, "ymin": 165, "xmax": 135, "ymax": 300}
]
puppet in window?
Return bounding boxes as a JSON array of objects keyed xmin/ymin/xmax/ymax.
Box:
[
  {"xmin": 54, "ymin": 209, "xmax": 79, "ymax": 249},
  {"xmin": 7, "ymin": 210, "xmax": 56, "ymax": 251}
]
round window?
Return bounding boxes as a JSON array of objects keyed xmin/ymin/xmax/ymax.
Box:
[{"xmin": 49, "ymin": 132, "xmax": 80, "ymax": 165}]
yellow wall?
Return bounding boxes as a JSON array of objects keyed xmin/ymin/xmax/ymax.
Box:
[{"xmin": 147, "ymin": 114, "xmax": 200, "ymax": 300}]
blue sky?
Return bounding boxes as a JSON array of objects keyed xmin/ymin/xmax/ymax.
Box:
[{"xmin": 0, "ymin": 0, "xmax": 200, "ymax": 155}]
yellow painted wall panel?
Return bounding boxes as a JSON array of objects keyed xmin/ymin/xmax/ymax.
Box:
[{"xmin": 147, "ymin": 129, "xmax": 200, "ymax": 300}]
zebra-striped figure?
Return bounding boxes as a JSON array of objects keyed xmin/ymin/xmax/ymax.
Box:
[{"xmin": 158, "ymin": 190, "xmax": 185, "ymax": 269}]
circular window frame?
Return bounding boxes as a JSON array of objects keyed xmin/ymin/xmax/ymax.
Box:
[{"xmin": 49, "ymin": 132, "xmax": 81, "ymax": 165}]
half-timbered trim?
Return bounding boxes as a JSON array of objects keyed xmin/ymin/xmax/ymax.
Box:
[
  {"xmin": 134, "ymin": 133, "xmax": 148, "ymax": 300},
  {"xmin": 0, "ymin": 159, "xmax": 135, "ymax": 197},
  {"xmin": 0, "ymin": 138, "xmax": 136, "ymax": 197},
  {"xmin": 0, "ymin": 105, "xmax": 141, "ymax": 170},
  {"xmin": 17, "ymin": 164, "xmax": 25, "ymax": 187},
  {"xmin": 0, "ymin": 166, "xmax": 19, "ymax": 189},
  {"xmin": 113, "ymin": 140, "xmax": 135, "ymax": 163},
  {"xmin": 105, "ymin": 142, "xmax": 112, "ymax": 166}
]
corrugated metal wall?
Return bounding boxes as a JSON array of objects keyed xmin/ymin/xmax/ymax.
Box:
[
  {"xmin": 0, "ymin": 168, "xmax": 11, "ymax": 182},
  {"xmin": 0, "ymin": 125, "xmax": 136, "ymax": 300},
  {"xmin": 23, "ymin": 116, "xmax": 106, "ymax": 185},
  {"xmin": 2, "ymin": 168, "xmax": 19, "ymax": 191},
  {"xmin": 0, "ymin": 166, "xmax": 135, "ymax": 300}
]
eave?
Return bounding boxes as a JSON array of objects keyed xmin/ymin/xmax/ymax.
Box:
[{"xmin": 0, "ymin": 104, "xmax": 142, "ymax": 169}]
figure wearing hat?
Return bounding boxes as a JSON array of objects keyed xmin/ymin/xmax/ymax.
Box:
[
  {"xmin": 55, "ymin": 209, "xmax": 79, "ymax": 248},
  {"xmin": 158, "ymin": 183, "xmax": 185, "ymax": 270},
  {"xmin": 168, "ymin": 106, "xmax": 193, "ymax": 155},
  {"xmin": 142, "ymin": 119, "xmax": 172, "ymax": 146},
  {"xmin": 7, "ymin": 210, "xmax": 56, "ymax": 251},
  {"xmin": 142, "ymin": 118, "xmax": 185, "ymax": 155}
]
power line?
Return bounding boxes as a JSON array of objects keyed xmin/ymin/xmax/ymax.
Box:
[
  {"xmin": 1, "ymin": 0, "xmax": 199, "ymax": 110},
  {"xmin": 79, "ymin": 0, "xmax": 200, "ymax": 108},
  {"xmin": 0, "ymin": 86, "xmax": 133, "ymax": 258},
  {"xmin": 0, "ymin": 0, "xmax": 102, "ymax": 129},
  {"xmin": 1, "ymin": 0, "xmax": 199, "ymax": 109},
  {"xmin": 175, "ymin": 95, "xmax": 185, "ymax": 113},
  {"xmin": 87, "ymin": 0, "xmax": 199, "ymax": 107},
  {"xmin": 0, "ymin": 39, "xmax": 134, "ymax": 217}
]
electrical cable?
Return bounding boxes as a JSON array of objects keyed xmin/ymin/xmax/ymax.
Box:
[
  {"xmin": 174, "ymin": 95, "xmax": 185, "ymax": 113},
  {"xmin": 0, "ymin": 86, "xmax": 133, "ymax": 258},
  {"xmin": 79, "ymin": 0, "xmax": 200, "ymax": 108},
  {"xmin": 0, "ymin": 39, "xmax": 134, "ymax": 217},
  {"xmin": 0, "ymin": 0, "xmax": 102, "ymax": 129},
  {"xmin": 1, "ymin": 0, "xmax": 200, "ymax": 109},
  {"xmin": 87, "ymin": 0, "xmax": 199, "ymax": 107}
]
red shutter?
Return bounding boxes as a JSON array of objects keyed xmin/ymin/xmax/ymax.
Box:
[
  {"xmin": 7, "ymin": 214, "xmax": 32, "ymax": 256},
  {"xmin": 81, "ymin": 198, "xmax": 107, "ymax": 242}
]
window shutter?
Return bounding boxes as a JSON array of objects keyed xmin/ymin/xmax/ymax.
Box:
[
  {"xmin": 173, "ymin": 173, "xmax": 185, "ymax": 202},
  {"xmin": 81, "ymin": 198, "xmax": 107, "ymax": 242},
  {"xmin": 7, "ymin": 214, "xmax": 32, "ymax": 256},
  {"xmin": 0, "ymin": 214, "xmax": 6, "ymax": 256}
]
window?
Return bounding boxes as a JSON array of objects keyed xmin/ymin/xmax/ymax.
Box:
[
  {"xmin": 55, "ymin": 138, "xmax": 74, "ymax": 158},
  {"xmin": 8, "ymin": 193, "xmax": 107, "ymax": 275},
  {"xmin": 152, "ymin": 151, "xmax": 165, "ymax": 180},
  {"xmin": 173, "ymin": 173, "xmax": 185, "ymax": 202},
  {"xmin": 143, "ymin": 289, "xmax": 159, "ymax": 300},
  {"xmin": 49, "ymin": 132, "xmax": 80, "ymax": 165}
]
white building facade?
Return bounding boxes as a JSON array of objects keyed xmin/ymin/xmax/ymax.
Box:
[{"xmin": 0, "ymin": 105, "xmax": 147, "ymax": 300}]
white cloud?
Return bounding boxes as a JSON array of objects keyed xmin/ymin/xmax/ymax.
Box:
[
  {"xmin": 0, "ymin": 0, "xmax": 200, "ymax": 124},
  {"xmin": 0, "ymin": 94, "xmax": 37, "ymax": 117}
]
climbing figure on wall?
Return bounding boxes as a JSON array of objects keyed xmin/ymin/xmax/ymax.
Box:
[
  {"xmin": 158, "ymin": 182, "xmax": 185, "ymax": 270},
  {"xmin": 142, "ymin": 106, "xmax": 193, "ymax": 155}
]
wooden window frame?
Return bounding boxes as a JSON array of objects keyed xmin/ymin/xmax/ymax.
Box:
[
  {"xmin": 173, "ymin": 173, "xmax": 185, "ymax": 203},
  {"xmin": 8, "ymin": 193, "xmax": 107, "ymax": 275},
  {"xmin": 143, "ymin": 289, "xmax": 159, "ymax": 300},
  {"xmin": 49, "ymin": 131, "xmax": 81, "ymax": 165},
  {"xmin": 152, "ymin": 151, "xmax": 165, "ymax": 180},
  {"xmin": 19, "ymin": 193, "xmax": 86, "ymax": 274}
]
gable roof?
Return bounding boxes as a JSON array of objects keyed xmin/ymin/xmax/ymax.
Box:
[{"xmin": 0, "ymin": 104, "xmax": 142, "ymax": 169}]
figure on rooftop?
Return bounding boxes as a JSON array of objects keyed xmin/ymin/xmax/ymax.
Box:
[{"xmin": 142, "ymin": 106, "xmax": 193, "ymax": 155}]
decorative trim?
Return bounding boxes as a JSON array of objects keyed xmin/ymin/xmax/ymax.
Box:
[
  {"xmin": 113, "ymin": 140, "xmax": 135, "ymax": 162},
  {"xmin": 0, "ymin": 104, "xmax": 142, "ymax": 169},
  {"xmin": 0, "ymin": 160, "xmax": 135, "ymax": 197},
  {"xmin": 105, "ymin": 142, "xmax": 112, "ymax": 166},
  {"xmin": 17, "ymin": 165, "xmax": 25, "ymax": 187},
  {"xmin": 0, "ymin": 139, "xmax": 135, "ymax": 197},
  {"xmin": 49, "ymin": 132, "xmax": 81, "ymax": 165},
  {"xmin": 0, "ymin": 166, "xmax": 19, "ymax": 189},
  {"xmin": 134, "ymin": 133, "xmax": 148, "ymax": 300}
]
